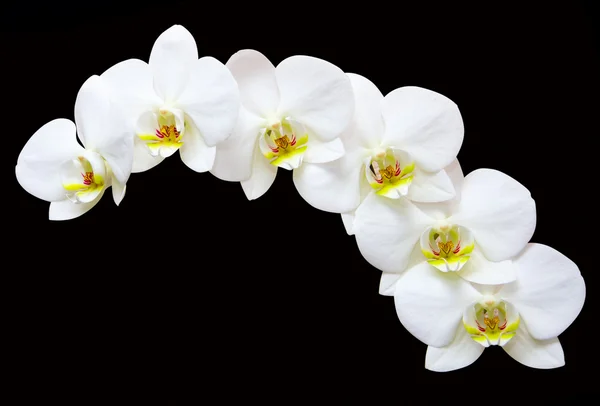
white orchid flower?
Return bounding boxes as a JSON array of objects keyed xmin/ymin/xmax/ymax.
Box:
[
  {"xmin": 391, "ymin": 243, "xmax": 585, "ymax": 371},
  {"xmin": 292, "ymin": 73, "xmax": 463, "ymax": 234},
  {"xmin": 210, "ymin": 50, "xmax": 355, "ymax": 200},
  {"xmin": 100, "ymin": 25, "xmax": 240, "ymax": 173},
  {"xmin": 355, "ymin": 167, "xmax": 536, "ymax": 287},
  {"xmin": 16, "ymin": 75, "xmax": 133, "ymax": 220}
]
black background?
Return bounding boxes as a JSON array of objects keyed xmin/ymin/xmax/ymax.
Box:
[{"xmin": 4, "ymin": 1, "xmax": 599, "ymax": 403}]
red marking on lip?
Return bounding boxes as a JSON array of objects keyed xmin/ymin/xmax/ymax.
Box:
[{"xmin": 453, "ymin": 241, "xmax": 461, "ymax": 254}]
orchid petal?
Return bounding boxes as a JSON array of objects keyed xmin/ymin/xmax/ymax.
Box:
[
  {"xmin": 303, "ymin": 137, "xmax": 345, "ymax": 164},
  {"xmin": 276, "ymin": 56, "xmax": 354, "ymax": 142},
  {"xmin": 425, "ymin": 324, "xmax": 484, "ymax": 372},
  {"xmin": 49, "ymin": 191, "xmax": 104, "ymax": 221},
  {"xmin": 112, "ymin": 176, "xmax": 126, "ymax": 206},
  {"xmin": 379, "ymin": 243, "xmax": 426, "ymax": 296},
  {"xmin": 211, "ymin": 108, "xmax": 265, "ymax": 182},
  {"xmin": 226, "ymin": 49, "xmax": 280, "ymax": 119},
  {"xmin": 178, "ymin": 56, "xmax": 240, "ymax": 147},
  {"xmin": 394, "ymin": 261, "xmax": 481, "ymax": 347},
  {"xmin": 149, "ymin": 25, "xmax": 198, "ymax": 103},
  {"xmin": 16, "ymin": 119, "xmax": 84, "ymax": 202},
  {"xmin": 502, "ymin": 321, "xmax": 565, "ymax": 369},
  {"xmin": 179, "ymin": 120, "xmax": 216, "ymax": 173},
  {"xmin": 344, "ymin": 73, "xmax": 385, "ymax": 151},
  {"xmin": 241, "ymin": 141, "xmax": 277, "ymax": 200},
  {"xmin": 407, "ymin": 167, "xmax": 455, "ymax": 203},
  {"xmin": 293, "ymin": 150, "xmax": 363, "ymax": 213},
  {"xmin": 381, "ymin": 86, "xmax": 463, "ymax": 172},
  {"xmin": 448, "ymin": 169, "xmax": 536, "ymax": 262},
  {"xmin": 458, "ymin": 248, "xmax": 516, "ymax": 285},
  {"xmin": 101, "ymin": 58, "xmax": 161, "ymax": 118},
  {"xmin": 500, "ymin": 243, "xmax": 585, "ymax": 340},
  {"xmin": 354, "ymin": 192, "xmax": 433, "ymax": 273}
]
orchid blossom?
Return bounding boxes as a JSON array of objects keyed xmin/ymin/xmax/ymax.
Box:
[
  {"xmin": 354, "ymin": 167, "xmax": 536, "ymax": 288},
  {"xmin": 209, "ymin": 50, "xmax": 355, "ymax": 200},
  {"xmin": 292, "ymin": 74, "xmax": 464, "ymax": 234},
  {"xmin": 16, "ymin": 75, "xmax": 133, "ymax": 220},
  {"xmin": 391, "ymin": 243, "xmax": 585, "ymax": 371},
  {"xmin": 100, "ymin": 25, "xmax": 240, "ymax": 173}
]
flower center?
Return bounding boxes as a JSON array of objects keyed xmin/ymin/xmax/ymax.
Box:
[
  {"xmin": 258, "ymin": 118, "xmax": 308, "ymax": 170},
  {"xmin": 138, "ymin": 109, "xmax": 184, "ymax": 158},
  {"xmin": 60, "ymin": 150, "xmax": 107, "ymax": 204},
  {"xmin": 364, "ymin": 148, "xmax": 415, "ymax": 199},
  {"xmin": 463, "ymin": 299, "xmax": 520, "ymax": 347},
  {"xmin": 420, "ymin": 224, "xmax": 474, "ymax": 272}
]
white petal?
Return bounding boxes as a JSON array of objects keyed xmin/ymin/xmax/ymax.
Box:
[
  {"xmin": 425, "ymin": 323, "xmax": 484, "ymax": 372},
  {"xmin": 276, "ymin": 56, "xmax": 354, "ymax": 141},
  {"xmin": 241, "ymin": 140, "xmax": 278, "ymax": 200},
  {"xmin": 112, "ymin": 177, "xmax": 126, "ymax": 206},
  {"xmin": 341, "ymin": 212, "xmax": 355, "ymax": 235},
  {"xmin": 74, "ymin": 75, "xmax": 134, "ymax": 183},
  {"xmin": 74, "ymin": 75, "xmax": 111, "ymax": 150},
  {"xmin": 354, "ymin": 192, "xmax": 433, "ymax": 273},
  {"xmin": 132, "ymin": 136, "xmax": 164, "ymax": 173},
  {"xmin": 412, "ymin": 159, "xmax": 465, "ymax": 219},
  {"xmin": 343, "ymin": 73, "xmax": 385, "ymax": 151},
  {"xmin": 293, "ymin": 150, "xmax": 363, "ymax": 213},
  {"xmin": 303, "ymin": 137, "xmax": 345, "ymax": 164},
  {"xmin": 407, "ymin": 167, "xmax": 455, "ymax": 203},
  {"xmin": 502, "ymin": 321, "xmax": 565, "ymax": 369},
  {"xmin": 500, "ymin": 243, "xmax": 586, "ymax": 340},
  {"xmin": 49, "ymin": 192, "xmax": 104, "ymax": 221},
  {"xmin": 380, "ymin": 242, "xmax": 427, "ymax": 296},
  {"xmin": 101, "ymin": 58, "xmax": 161, "ymax": 118},
  {"xmin": 394, "ymin": 261, "xmax": 481, "ymax": 347},
  {"xmin": 381, "ymin": 86, "xmax": 463, "ymax": 173},
  {"xmin": 379, "ymin": 273, "xmax": 402, "ymax": 296},
  {"xmin": 149, "ymin": 25, "xmax": 198, "ymax": 103},
  {"xmin": 177, "ymin": 56, "xmax": 240, "ymax": 147},
  {"xmin": 179, "ymin": 121, "xmax": 216, "ymax": 173},
  {"xmin": 226, "ymin": 49, "xmax": 280, "ymax": 118},
  {"xmin": 448, "ymin": 168, "xmax": 536, "ymax": 262},
  {"xmin": 211, "ymin": 108, "xmax": 265, "ymax": 182},
  {"xmin": 458, "ymin": 247, "xmax": 516, "ymax": 285},
  {"xmin": 16, "ymin": 119, "xmax": 84, "ymax": 202}
]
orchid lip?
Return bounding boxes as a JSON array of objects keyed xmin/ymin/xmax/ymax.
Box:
[
  {"xmin": 420, "ymin": 224, "xmax": 474, "ymax": 272},
  {"xmin": 258, "ymin": 117, "xmax": 308, "ymax": 170},
  {"xmin": 60, "ymin": 150, "xmax": 108, "ymax": 204},
  {"xmin": 364, "ymin": 147, "xmax": 414, "ymax": 199},
  {"xmin": 137, "ymin": 109, "xmax": 184, "ymax": 158},
  {"xmin": 463, "ymin": 299, "xmax": 520, "ymax": 347}
]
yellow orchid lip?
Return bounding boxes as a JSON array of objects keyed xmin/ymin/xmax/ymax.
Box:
[
  {"xmin": 463, "ymin": 300, "xmax": 520, "ymax": 347},
  {"xmin": 365, "ymin": 147, "xmax": 414, "ymax": 199},
  {"xmin": 137, "ymin": 109, "xmax": 184, "ymax": 158},
  {"xmin": 420, "ymin": 225, "xmax": 474, "ymax": 272},
  {"xmin": 259, "ymin": 118, "xmax": 308, "ymax": 170},
  {"xmin": 60, "ymin": 151, "xmax": 108, "ymax": 204}
]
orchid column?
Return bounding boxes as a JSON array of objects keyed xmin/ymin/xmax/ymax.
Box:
[{"xmin": 210, "ymin": 50, "xmax": 355, "ymax": 199}]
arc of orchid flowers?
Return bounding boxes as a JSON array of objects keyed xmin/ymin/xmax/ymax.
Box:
[
  {"xmin": 390, "ymin": 243, "xmax": 585, "ymax": 371},
  {"xmin": 100, "ymin": 25, "xmax": 240, "ymax": 173},
  {"xmin": 293, "ymin": 73, "xmax": 464, "ymax": 235},
  {"xmin": 15, "ymin": 75, "xmax": 133, "ymax": 220},
  {"xmin": 209, "ymin": 49, "xmax": 355, "ymax": 200},
  {"xmin": 353, "ymin": 166, "xmax": 537, "ymax": 288}
]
